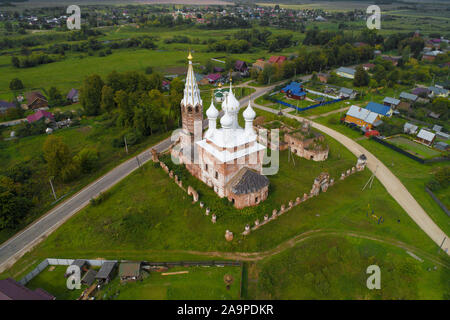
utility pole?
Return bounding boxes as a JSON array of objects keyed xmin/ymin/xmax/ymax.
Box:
[
  {"xmin": 136, "ymin": 156, "xmax": 141, "ymax": 168},
  {"xmin": 124, "ymin": 136, "xmax": 128, "ymax": 154},
  {"xmin": 438, "ymin": 237, "xmax": 447, "ymax": 254},
  {"xmin": 49, "ymin": 176, "xmax": 57, "ymax": 201}
]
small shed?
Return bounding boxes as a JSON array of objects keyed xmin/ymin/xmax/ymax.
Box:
[
  {"xmin": 119, "ymin": 262, "xmax": 142, "ymax": 282},
  {"xmin": 434, "ymin": 142, "xmax": 449, "ymax": 151},
  {"xmin": 403, "ymin": 122, "xmax": 418, "ymax": 135},
  {"xmin": 383, "ymin": 97, "xmax": 401, "ymax": 108},
  {"xmin": 95, "ymin": 261, "xmax": 117, "ymax": 284},
  {"xmin": 81, "ymin": 269, "xmax": 97, "ymax": 286}
]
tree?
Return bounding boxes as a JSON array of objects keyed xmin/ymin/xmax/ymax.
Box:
[
  {"xmin": 11, "ymin": 56, "xmax": 20, "ymax": 68},
  {"xmin": 115, "ymin": 90, "xmax": 133, "ymax": 127},
  {"xmin": 76, "ymin": 148, "xmax": 99, "ymax": 173},
  {"xmin": 0, "ymin": 176, "xmax": 32, "ymax": 229},
  {"xmin": 353, "ymin": 65, "xmax": 369, "ymax": 87},
  {"xmin": 80, "ymin": 74, "xmax": 104, "ymax": 116},
  {"xmin": 9, "ymin": 78, "xmax": 24, "ymax": 90},
  {"xmin": 43, "ymin": 136, "xmax": 72, "ymax": 178},
  {"xmin": 48, "ymin": 86, "xmax": 63, "ymax": 107},
  {"xmin": 100, "ymin": 85, "xmax": 115, "ymax": 112}
]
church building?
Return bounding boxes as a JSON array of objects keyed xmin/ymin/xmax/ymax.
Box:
[{"xmin": 173, "ymin": 53, "xmax": 269, "ymax": 209}]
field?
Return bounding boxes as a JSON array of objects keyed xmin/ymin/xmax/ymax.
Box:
[
  {"xmin": 315, "ymin": 113, "xmax": 450, "ymax": 237},
  {"xmin": 3, "ymin": 110, "xmax": 449, "ymax": 293},
  {"xmin": 245, "ymin": 234, "xmax": 450, "ymax": 300},
  {"xmin": 0, "ymin": 116, "xmax": 171, "ymax": 244},
  {"xmin": 26, "ymin": 264, "xmax": 241, "ymax": 300},
  {"xmin": 386, "ymin": 136, "xmax": 442, "ymax": 159},
  {"xmin": 102, "ymin": 266, "xmax": 241, "ymax": 300}
]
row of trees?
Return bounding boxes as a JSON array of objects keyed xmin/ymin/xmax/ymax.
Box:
[{"xmin": 79, "ymin": 70, "xmax": 184, "ymax": 138}]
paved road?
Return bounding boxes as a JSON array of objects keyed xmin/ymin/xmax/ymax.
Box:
[
  {"xmin": 253, "ymin": 103, "xmax": 450, "ymax": 255},
  {"xmin": 0, "ymin": 80, "xmax": 283, "ymax": 273},
  {"xmin": 0, "ymin": 118, "xmax": 27, "ymax": 127}
]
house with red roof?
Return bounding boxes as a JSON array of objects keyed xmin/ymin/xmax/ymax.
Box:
[
  {"xmin": 27, "ymin": 110, "xmax": 54, "ymax": 124},
  {"xmin": 268, "ymin": 56, "xmax": 287, "ymax": 65}
]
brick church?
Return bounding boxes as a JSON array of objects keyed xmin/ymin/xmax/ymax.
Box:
[{"xmin": 172, "ymin": 52, "xmax": 269, "ymax": 209}]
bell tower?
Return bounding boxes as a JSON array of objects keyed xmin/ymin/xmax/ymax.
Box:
[{"xmin": 180, "ymin": 51, "xmax": 203, "ymax": 164}]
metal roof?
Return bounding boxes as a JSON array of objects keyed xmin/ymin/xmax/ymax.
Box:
[
  {"xmin": 230, "ymin": 168, "xmax": 269, "ymax": 195},
  {"xmin": 365, "ymin": 102, "xmax": 392, "ymax": 116},
  {"xmin": 119, "ymin": 262, "xmax": 141, "ymax": 278},
  {"xmin": 95, "ymin": 261, "xmax": 117, "ymax": 280},
  {"xmin": 417, "ymin": 129, "xmax": 435, "ymax": 142},
  {"xmin": 383, "ymin": 97, "xmax": 401, "ymax": 105},
  {"xmin": 346, "ymin": 105, "xmax": 379, "ymax": 125},
  {"xmin": 399, "ymin": 92, "xmax": 418, "ymax": 101},
  {"xmin": 336, "ymin": 67, "xmax": 356, "ymax": 75}
]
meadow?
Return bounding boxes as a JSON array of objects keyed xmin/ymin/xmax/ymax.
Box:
[
  {"xmin": 2, "ymin": 110, "xmax": 448, "ymax": 288},
  {"xmin": 245, "ymin": 234, "xmax": 450, "ymax": 300},
  {"xmin": 26, "ymin": 264, "xmax": 241, "ymax": 300},
  {"xmin": 315, "ymin": 113, "xmax": 450, "ymax": 237}
]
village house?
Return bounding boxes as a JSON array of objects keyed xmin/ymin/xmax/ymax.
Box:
[
  {"xmin": 422, "ymin": 50, "xmax": 443, "ymax": 62},
  {"xmin": 119, "ymin": 262, "xmax": 142, "ymax": 283},
  {"xmin": 362, "ymin": 63, "xmax": 375, "ymax": 71},
  {"xmin": 281, "ymin": 81, "xmax": 306, "ymax": 100},
  {"xmin": 428, "ymin": 86, "xmax": 449, "ymax": 98},
  {"xmin": 412, "ymin": 87, "xmax": 430, "ymax": 97},
  {"xmin": 383, "ymin": 97, "xmax": 401, "ymax": 109},
  {"xmin": 25, "ymin": 91, "xmax": 48, "ymax": 110},
  {"xmin": 399, "ymin": 92, "xmax": 418, "ymax": 103},
  {"xmin": 434, "ymin": 142, "xmax": 449, "ymax": 151},
  {"xmin": 66, "ymin": 88, "xmax": 79, "ymax": 103},
  {"xmin": 416, "ymin": 129, "xmax": 436, "ymax": 146},
  {"xmin": 252, "ymin": 59, "xmax": 269, "ymax": 72},
  {"xmin": 339, "ymin": 87, "xmax": 357, "ymax": 99},
  {"xmin": 0, "ymin": 100, "xmax": 15, "ymax": 114},
  {"xmin": 336, "ymin": 67, "xmax": 356, "ymax": 79},
  {"xmin": 284, "ymin": 125, "xmax": 329, "ymax": 161},
  {"xmin": 345, "ymin": 105, "xmax": 381, "ymax": 130},
  {"xmin": 95, "ymin": 261, "xmax": 117, "ymax": 284},
  {"xmin": 365, "ymin": 102, "xmax": 393, "ymax": 117},
  {"xmin": 234, "ymin": 60, "xmax": 249, "ymax": 76},
  {"xmin": 381, "ymin": 55, "xmax": 401, "ymax": 66},
  {"xmin": 317, "ymin": 73, "xmax": 329, "ymax": 83},
  {"xmin": 26, "ymin": 110, "xmax": 54, "ymax": 124},
  {"xmin": 173, "ymin": 53, "xmax": 269, "ymax": 209},
  {"xmin": 0, "ymin": 278, "xmax": 55, "ymax": 300},
  {"xmin": 268, "ymin": 55, "xmax": 287, "ymax": 65},
  {"xmin": 403, "ymin": 122, "xmax": 418, "ymax": 135}
]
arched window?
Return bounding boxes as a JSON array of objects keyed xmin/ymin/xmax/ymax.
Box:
[
  {"xmin": 195, "ymin": 106, "xmax": 199, "ymax": 113},
  {"xmin": 187, "ymin": 106, "xmax": 192, "ymax": 113}
]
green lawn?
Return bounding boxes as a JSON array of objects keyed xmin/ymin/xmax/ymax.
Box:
[
  {"xmin": 386, "ymin": 136, "xmax": 442, "ymax": 159},
  {"xmin": 315, "ymin": 113, "xmax": 450, "ymax": 236},
  {"xmin": 2, "ymin": 111, "xmax": 448, "ymax": 285},
  {"xmin": 0, "ymin": 117, "xmax": 171, "ymax": 244},
  {"xmin": 100, "ymin": 266, "xmax": 241, "ymax": 300},
  {"xmin": 26, "ymin": 265, "xmax": 83, "ymax": 300},
  {"xmin": 245, "ymin": 235, "xmax": 450, "ymax": 300}
]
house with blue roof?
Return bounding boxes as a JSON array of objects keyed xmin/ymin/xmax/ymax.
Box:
[
  {"xmin": 281, "ymin": 81, "xmax": 306, "ymax": 100},
  {"xmin": 365, "ymin": 102, "xmax": 393, "ymax": 117}
]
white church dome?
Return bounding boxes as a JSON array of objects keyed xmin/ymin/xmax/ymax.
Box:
[
  {"xmin": 223, "ymin": 82, "xmax": 240, "ymax": 113},
  {"xmin": 243, "ymin": 101, "xmax": 256, "ymax": 120},
  {"xmin": 220, "ymin": 111, "xmax": 233, "ymax": 128},
  {"xmin": 206, "ymin": 100, "xmax": 219, "ymax": 119}
]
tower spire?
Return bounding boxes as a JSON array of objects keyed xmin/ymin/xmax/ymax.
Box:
[{"xmin": 181, "ymin": 50, "xmax": 202, "ymax": 107}]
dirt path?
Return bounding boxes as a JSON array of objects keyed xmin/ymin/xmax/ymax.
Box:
[
  {"xmin": 41, "ymin": 229, "xmax": 449, "ymax": 269},
  {"xmin": 253, "ymin": 103, "xmax": 450, "ymax": 256},
  {"xmin": 307, "ymin": 106, "xmax": 351, "ymax": 119}
]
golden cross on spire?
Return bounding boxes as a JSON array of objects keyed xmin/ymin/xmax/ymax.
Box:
[{"xmin": 187, "ymin": 49, "xmax": 193, "ymax": 60}]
